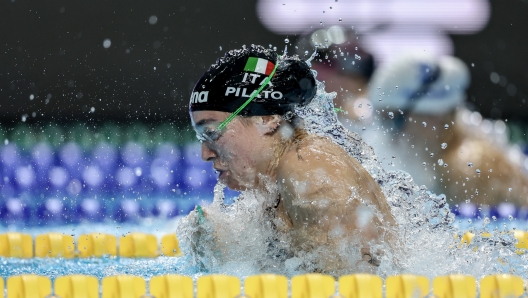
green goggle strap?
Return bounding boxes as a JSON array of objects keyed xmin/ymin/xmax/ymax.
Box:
[
  {"xmin": 217, "ymin": 55, "xmax": 281, "ymax": 131},
  {"xmin": 196, "ymin": 205, "xmax": 205, "ymax": 224}
]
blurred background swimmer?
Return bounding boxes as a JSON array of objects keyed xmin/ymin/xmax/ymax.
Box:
[
  {"xmin": 303, "ymin": 32, "xmax": 376, "ymax": 134},
  {"xmin": 304, "ymin": 31, "xmax": 528, "ymax": 208},
  {"xmin": 369, "ymin": 53, "xmax": 528, "ymax": 207}
]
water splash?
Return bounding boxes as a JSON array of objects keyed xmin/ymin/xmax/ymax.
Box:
[
  {"xmin": 179, "ymin": 180, "xmax": 297, "ymax": 275},
  {"xmin": 295, "ymin": 78, "xmax": 528, "ymax": 278},
  {"xmin": 178, "ymin": 74, "xmax": 528, "ymax": 278}
]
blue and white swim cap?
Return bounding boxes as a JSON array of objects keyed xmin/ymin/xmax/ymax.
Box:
[{"xmin": 369, "ymin": 54, "xmax": 470, "ymax": 115}]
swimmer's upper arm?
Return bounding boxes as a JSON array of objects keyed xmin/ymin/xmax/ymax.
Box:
[
  {"xmin": 277, "ymin": 141, "xmax": 395, "ymax": 261},
  {"xmin": 277, "ymin": 145, "xmax": 361, "ymax": 227}
]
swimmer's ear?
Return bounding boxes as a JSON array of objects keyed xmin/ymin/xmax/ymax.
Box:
[{"xmin": 256, "ymin": 115, "xmax": 282, "ymax": 135}]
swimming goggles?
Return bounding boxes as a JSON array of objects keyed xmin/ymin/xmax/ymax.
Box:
[
  {"xmin": 195, "ymin": 124, "xmax": 225, "ymax": 144},
  {"xmin": 196, "ymin": 56, "xmax": 280, "ymax": 144}
]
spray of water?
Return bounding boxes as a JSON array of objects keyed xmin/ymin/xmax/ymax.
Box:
[{"xmin": 178, "ymin": 71, "xmax": 528, "ymax": 278}]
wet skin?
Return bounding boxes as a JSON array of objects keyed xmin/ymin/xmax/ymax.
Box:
[
  {"xmin": 406, "ymin": 112, "xmax": 528, "ymax": 206},
  {"xmin": 191, "ymin": 110, "xmax": 398, "ymax": 271}
]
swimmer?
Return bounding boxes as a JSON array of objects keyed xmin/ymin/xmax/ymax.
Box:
[
  {"xmin": 187, "ymin": 45, "xmax": 398, "ymax": 273},
  {"xmin": 310, "ymin": 43, "xmax": 375, "ymax": 126},
  {"xmin": 370, "ymin": 54, "xmax": 528, "ymax": 207}
]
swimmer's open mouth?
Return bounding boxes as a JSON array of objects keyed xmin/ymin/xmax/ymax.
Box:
[{"xmin": 214, "ymin": 168, "xmax": 227, "ymax": 179}]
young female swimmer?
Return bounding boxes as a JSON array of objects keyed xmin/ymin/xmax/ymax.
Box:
[{"xmin": 187, "ymin": 45, "xmax": 398, "ymax": 273}]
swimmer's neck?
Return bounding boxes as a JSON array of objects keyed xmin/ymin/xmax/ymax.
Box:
[{"xmin": 256, "ymin": 124, "xmax": 302, "ymax": 193}]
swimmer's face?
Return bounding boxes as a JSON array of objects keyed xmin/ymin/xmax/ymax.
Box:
[{"xmin": 191, "ymin": 110, "xmax": 276, "ymax": 191}]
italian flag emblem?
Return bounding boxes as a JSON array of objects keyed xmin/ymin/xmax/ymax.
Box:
[{"xmin": 244, "ymin": 57, "xmax": 275, "ymax": 75}]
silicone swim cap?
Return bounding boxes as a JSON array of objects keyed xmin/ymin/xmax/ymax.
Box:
[
  {"xmin": 369, "ymin": 54, "xmax": 470, "ymax": 115},
  {"xmin": 189, "ymin": 45, "xmax": 316, "ymax": 116}
]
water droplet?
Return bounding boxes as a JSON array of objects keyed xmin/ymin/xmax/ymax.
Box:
[
  {"xmin": 444, "ymin": 124, "xmax": 449, "ymax": 129},
  {"xmin": 354, "ymin": 54, "xmax": 361, "ymax": 60},
  {"xmin": 467, "ymin": 162, "xmax": 473, "ymax": 167},
  {"xmin": 422, "ymin": 122, "xmax": 427, "ymax": 127},
  {"xmin": 338, "ymin": 18, "xmax": 342, "ymax": 22},
  {"xmin": 304, "ymin": 50, "xmax": 309, "ymax": 55},
  {"xmin": 437, "ymin": 159, "xmax": 444, "ymax": 166},
  {"xmin": 476, "ymin": 169, "xmax": 481, "ymax": 174},
  {"xmin": 103, "ymin": 39, "xmax": 111, "ymax": 48},
  {"xmin": 395, "ymin": 85, "xmax": 398, "ymax": 89},
  {"xmin": 432, "ymin": 126, "xmax": 436, "ymax": 131},
  {"xmin": 430, "ymin": 153, "xmax": 434, "ymax": 157},
  {"xmin": 509, "ymin": 188, "xmax": 513, "ymax": 192},
  {"xmin": 492, "ymin": 216, "xmax": 497, "ymax": 221},
  {"xmin": 284, "ymin": 38, "xmax": 290, "ymax": 44},
  {"xmin": 508, "ymin": 215, "xmax": 513, "ymax": 221},
  {"xmin": 148, "ymin": 15, "xmax": 158, "ymax": 25},
  {"xmin": 388, "ymin": 112, "xmax": 394, "ymax": 119},
  {"xmin": 29, "ymin": 94, "xmax": 34, "ymax": 100},
  {"xmin": 441, "ymin": 143, "xmax": 447, "ymax": 149}
]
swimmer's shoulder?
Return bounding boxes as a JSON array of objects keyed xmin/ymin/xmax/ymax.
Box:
[
  {"xmin": 277, "ymin": 134, "xmax": 360, "ymax": 191},
  {"xmin": 277, "ymin": 133, "xmax": 385, "ymax": 198},
  {"xmin": 281, "ymin": 134, "xmax": 358, "ymax": 168},
  {"xmin": 276, "ymin": 135, "xmax": 345, "ymax": 210}
]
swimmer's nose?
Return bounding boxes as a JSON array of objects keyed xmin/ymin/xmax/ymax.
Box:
[{"xmin": 201, "ymin": 143, "xmax": 217, "ymax": 162}]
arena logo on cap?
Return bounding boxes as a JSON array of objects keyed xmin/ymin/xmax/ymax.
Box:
[
  {"xmin": 244, "ymin": 57, "xmax": 275, "ymax": 75},
  {"xmin": 190, "ymin": 91, "xmax": 209, "ymax": 103}
]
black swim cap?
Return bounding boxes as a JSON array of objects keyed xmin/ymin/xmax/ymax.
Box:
[{"xmin": 189, "ymin": 45, "xmax": 317, "ymax": 116}]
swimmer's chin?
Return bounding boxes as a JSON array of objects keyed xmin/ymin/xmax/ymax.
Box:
[
  {"xmin": 219, "ymin": 172, "xmax": 252, "ymax": 191},
  {"xmin": 218, "ymin": 171, "xmax": 238, "ymax": 190},
  {"xmin": 224, "ymin": 179, "xmax": 244, "ymax": 191}
]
